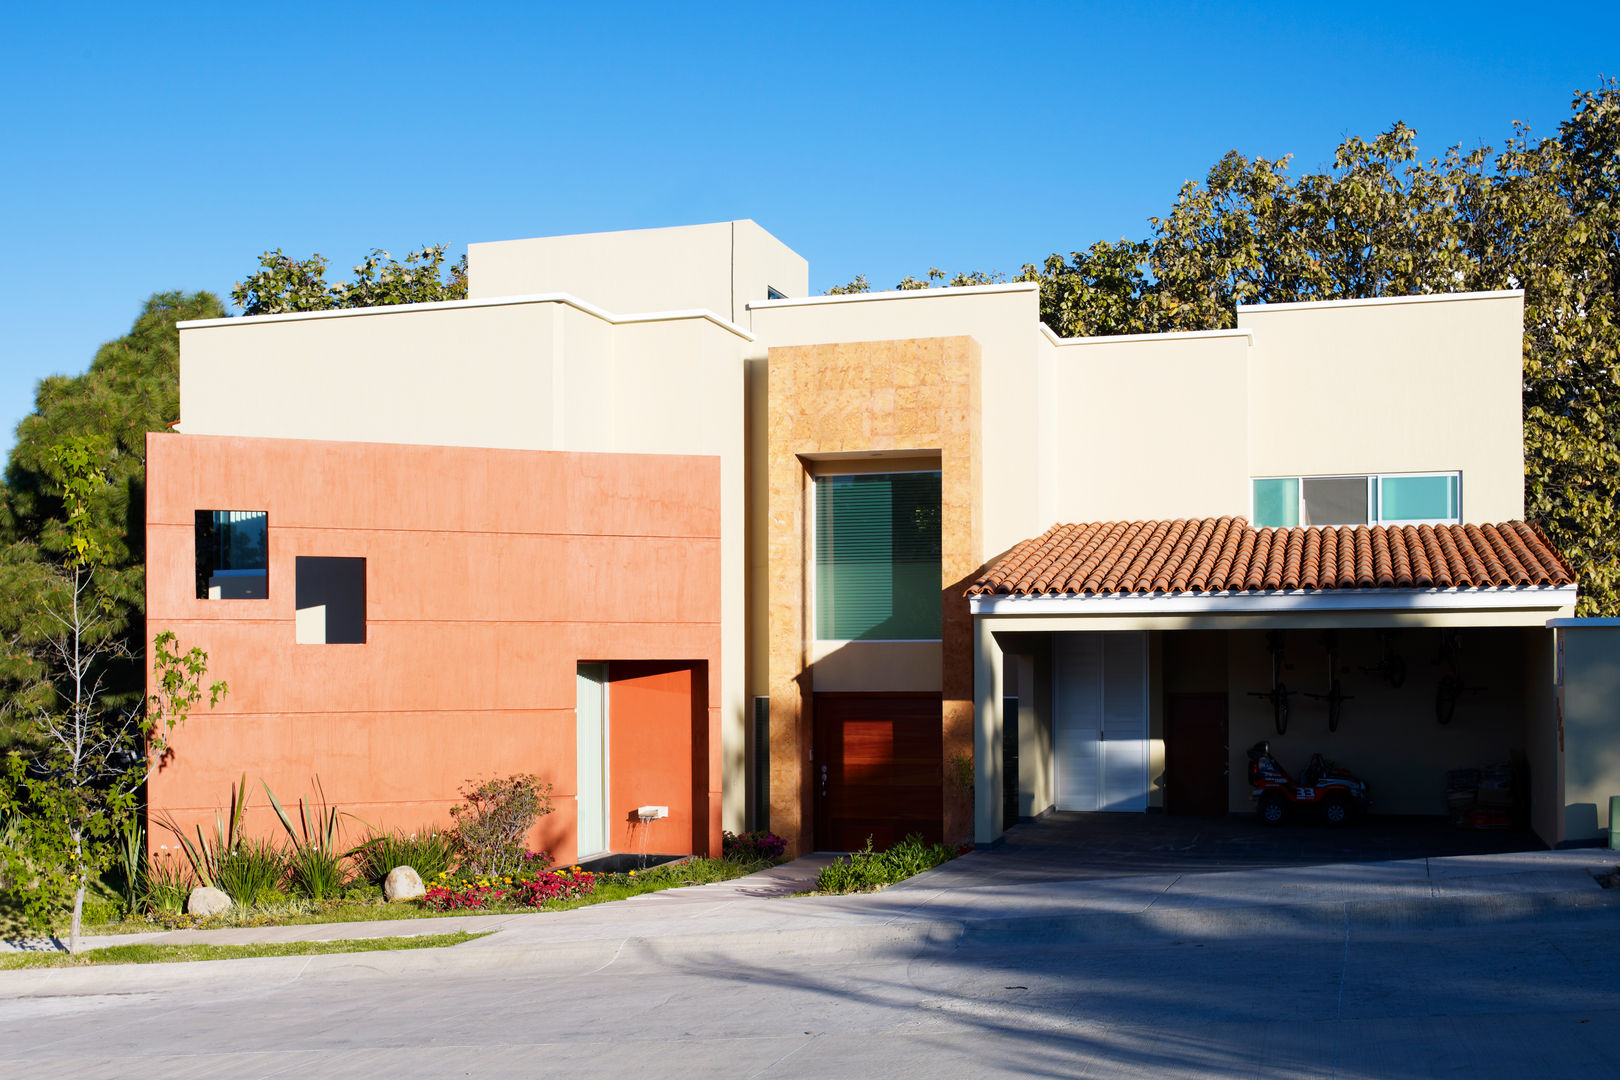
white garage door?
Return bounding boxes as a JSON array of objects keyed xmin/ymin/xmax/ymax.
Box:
[{"xmin": 1053, "ymin": 631, "xmax": 1149, "ymax": 812}]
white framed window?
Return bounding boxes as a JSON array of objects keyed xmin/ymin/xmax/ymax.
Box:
[
  {"xmin": 1251, "ymin": 472, "xmax": 1461, "ymax": 528},
  {"xmin": 810, "ymin": 469, "xmax": 942, "ymax": 642}
]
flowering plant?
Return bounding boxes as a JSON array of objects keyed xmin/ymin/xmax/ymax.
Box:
[{"xmin": 420, "ymin": 852, "xmax": 594, "ymax": 911}]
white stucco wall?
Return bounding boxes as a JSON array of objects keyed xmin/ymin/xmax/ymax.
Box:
[{"xmin": 468, "ymin": 220, "xmax": 808, "ymax": 324}]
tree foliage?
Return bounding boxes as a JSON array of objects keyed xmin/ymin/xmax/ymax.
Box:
[
  {"xmin": 0, "ymin": 292, "xmax": 225, "ymax": 752},
  {"xmin": 838, "ymin": 82, "xmax": 1620, "ymax": 613},
  {"xmin": 233, "ymin": 245, "xmax": 468, "ymax": 315},
  {"xmin": 0, "ymin": 438, "xmax": 223, "ymax": 949}
]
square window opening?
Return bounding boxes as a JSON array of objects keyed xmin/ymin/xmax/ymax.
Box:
[
  {"xmin": 195, "ymin": 510, "xmax": 268, "ymax": 599},
  {"xmin": 295, "ymin": 556, "xmax": 366, "ymax": 644}
]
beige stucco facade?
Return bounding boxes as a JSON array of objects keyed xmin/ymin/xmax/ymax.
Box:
[
  {"xmin": 1240, "ymin": 293, "xmax": 1526, "ymax": 522},
  {"xmin": 178, "ymin": 290, "xmax": 756, "ymax": 832},
  {"xmin": 468, "ymin": 220, "xmax": 808, "ymax": 325},
  {"xmin": 172, "ymin": 219, "xmax": 1606, "ymax": 859}
]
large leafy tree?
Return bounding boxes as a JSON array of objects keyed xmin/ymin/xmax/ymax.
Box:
[
  {"xmin": 233, "ymin": 245, "xmax": 468, "ymax": 315},
  {"xmin": 0, "ymin": 292, "xmax": 226, "ymax": 752},
  {"xmin": 0, "ymin": 437, "xmax": 222, "ymax": 950},
  {"xmin": 852, "ymin": 83, "xmax": 1620, "ymax": 612}
]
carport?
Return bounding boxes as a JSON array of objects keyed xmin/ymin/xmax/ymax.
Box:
[{"xmin": 968, "ymin": 518, "xmax": 1579, "ymax": 848}]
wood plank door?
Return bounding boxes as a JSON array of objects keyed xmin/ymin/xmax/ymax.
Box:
[
  {"xmin": 1164, "ymin": 691, "xmax": 1229, "ymax": 816},
  {"xmin": 813, "ymin": 693, "xmax": 942, "ymax": 851}
]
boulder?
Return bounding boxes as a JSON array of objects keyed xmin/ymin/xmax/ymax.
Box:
[
  {"xmin": 187, "ymin": 885, "xmax": 231, "ymax": 917},
  {"xmin": 384, "ymin": 865, "xmax": 425, "ymax": 902}
]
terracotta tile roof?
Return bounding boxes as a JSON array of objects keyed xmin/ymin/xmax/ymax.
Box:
[{"xmin": 967, "ymin": 518, "xmax": 1575, "ymax": 597}]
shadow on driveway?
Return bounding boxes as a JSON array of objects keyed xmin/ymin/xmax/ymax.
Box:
[{"xmin": 937, "ymin": 811, "xmax": 1544, "ymax": 886}]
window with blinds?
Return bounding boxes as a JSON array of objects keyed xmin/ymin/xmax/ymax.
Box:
[{"xmin": 813, "ymin": 471, "xmax": 942, "ymax": 641}]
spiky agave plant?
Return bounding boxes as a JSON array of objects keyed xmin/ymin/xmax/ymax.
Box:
[{"xmin": 263, "ymin": 777, "xmax": 349, "ymax": 900}]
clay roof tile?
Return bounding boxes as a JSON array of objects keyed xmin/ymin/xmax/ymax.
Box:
[{"xmin": 968, "ymin": 518, "xmax": 1575, "ymax": 598}]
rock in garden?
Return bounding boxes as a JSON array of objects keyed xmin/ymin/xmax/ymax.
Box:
[
  {"xmin": 187, "ymin": 885, "xmax": 231, "ymax": 916},
  {"xmin": 384, "ymin": 865, "xmax": 425, "ymax": 901}
]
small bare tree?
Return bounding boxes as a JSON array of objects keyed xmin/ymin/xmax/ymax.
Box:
[{"xmin": 0, "ymin": 437, "xmax": 224, "ymax": 952}]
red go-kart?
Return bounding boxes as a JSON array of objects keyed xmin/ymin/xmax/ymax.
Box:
[{"xmin": 1247, "ymin": 741, "xmax": 1371, "ymax": 826}]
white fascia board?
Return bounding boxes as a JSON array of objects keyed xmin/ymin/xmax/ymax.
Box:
[
  {"xmin": 176, "ymin": 293, "xmax": 756, "ymax": 341},
  {"xmin": 1038, "ymin": 324, "xmax": 1254, "ymax": 347},
  {"xmin": 1547, "ymin": 617, "xmax": 1620, "ymax": 628},
  {"xmin": 1236, "ymin": 289, "xmax": 1523, "ymax": 315},
  {"xmin": 746, "ymin": 281, "xmax": 1039, "ymax": 310},
  {"xmin": 969, "ymin": 585, "xmax": 1578, "ymax": 617}
]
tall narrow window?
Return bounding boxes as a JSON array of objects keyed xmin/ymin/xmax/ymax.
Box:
[
  {"xmin": 814, "ymin": 471, "xmax": 942, "ymax": 641},
  {"xmin": 195, "ymin": 510, "xmax": 268, "ymax": 599}
]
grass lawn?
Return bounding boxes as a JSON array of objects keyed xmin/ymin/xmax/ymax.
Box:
[
  {"xmin": 71, "ymin": 856, "xmax": 773, "ymax": 937},
  {"xmin": 0, "ymin": 931, "xmax": 490, "ymax": 970}
]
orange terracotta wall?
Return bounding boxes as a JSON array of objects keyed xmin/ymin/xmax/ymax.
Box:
[{"xmin": 145, "ymin": 433, "xmax": 723, "ymax": 864}]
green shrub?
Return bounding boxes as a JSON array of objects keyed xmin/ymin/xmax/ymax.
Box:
[
  {"xmin": 81, "ymin": 895, "xmax": 121, "ymax": 926},
  {"xmin": 352, "ymin": 827, "xmax": 455, "ymax": 884},
  {"xmin": 216, "ymin": 838, "xmax": 285, "ymax": 906},
  {"xmin": 143, "ymin": 850, "xmax": 192, "ymax": 915},
  {"xmin": 285, "ymin": 846, "xmax": 348, "ymax": 900},
  {"xmin": 721, "ymin": 830, "xmax": 787, "ymax": 863},
  {"xmin": 154, "ymin": 773, "xmax": 251, "ymax": 890},
  {"xmin": 449, "ymin": 775, "xmax": 552, "ymax": 878},
  {"xmin": 815, "ymin": 834, "xmax": 958, "ymax": 894},
  {"xmin": 262, "ymin": 777, "xmax": 349, "ymax": 900}
]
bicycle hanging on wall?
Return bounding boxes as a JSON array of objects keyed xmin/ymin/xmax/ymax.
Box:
[
  {"xmin": 1433, "ymin": 629, "xmax": 1487, "ymax": 725},
  {"xmin": 1304, "ymin": 630, "xmax": 1354, "ymax": 733},
  {"xmin": 1248, "ymin": 631, "xmax": 1297, "ymax": 735},
  {"xmin": 1359, "ymin": 628, "xmax": 1407, "ymax": 689}
]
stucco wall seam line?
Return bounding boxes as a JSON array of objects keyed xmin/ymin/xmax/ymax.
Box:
[
  {"xmin": 188, "ymin": 710, "xmax": 586, "ymax": 719},
  {"xmin": 748, "ymin": 282, "xmax": 1037, "ymax": 310},
  {"xmin": 1237, "ymin": 289, "xmax": 1523, "ymax": 314},
  {"xmin": 152, "ymin": 799, "xmax": 489, "ymax": 812},
  {"xmin": 176, "ymin": 293, "xmax": 757, "ymax": 341},
  {"xmin": 149, "ymin": 523, "xmax": 722, "ymax": 540}
]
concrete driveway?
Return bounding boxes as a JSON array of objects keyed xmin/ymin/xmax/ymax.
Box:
[{"xmin": 2, "ymin": 834, "xmax": 1616, "ymax": 1079}]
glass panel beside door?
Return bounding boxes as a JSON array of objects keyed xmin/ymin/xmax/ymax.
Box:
[{"xmin": 576, "ymin": 663, "xmax": 609, "ymax": 858}]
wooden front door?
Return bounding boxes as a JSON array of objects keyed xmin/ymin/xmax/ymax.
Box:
[
  {"xmin": 813, "ymin": 693, "xmax": 942, "ymax": 851},
  {"xmin": 1164, "ymin": 692, "xmax": 1229, "ymax": 816}
]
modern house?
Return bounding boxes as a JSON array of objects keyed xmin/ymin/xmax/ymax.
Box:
[{"xmin": 146, "ymin": 220, "xmax": 1617, "ymax": 863}]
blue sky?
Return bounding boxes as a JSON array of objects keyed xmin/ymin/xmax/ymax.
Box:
[{"xmin": 2, "ymin": 2, "xmax": 1614, "ymax": 459}]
